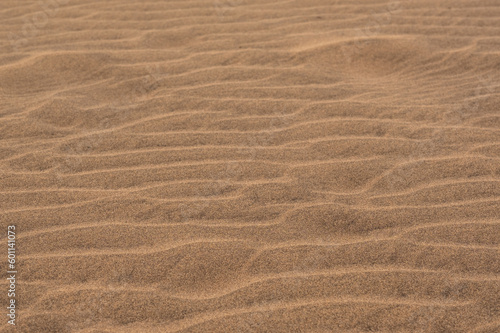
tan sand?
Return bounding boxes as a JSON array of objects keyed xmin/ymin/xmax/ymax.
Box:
[{"xmin": 1, "ymin": 0, "xmax": 500, "ymax": 332}]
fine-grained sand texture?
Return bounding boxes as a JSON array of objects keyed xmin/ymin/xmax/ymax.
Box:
[{"xmin": 1, "ymin": 0, "xmax": 500, "ymax": 332}]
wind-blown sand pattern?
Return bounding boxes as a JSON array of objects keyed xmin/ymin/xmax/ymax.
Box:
[{"xmin": 1, "ymin": 0, "xmax": 500, "ymax": 332}]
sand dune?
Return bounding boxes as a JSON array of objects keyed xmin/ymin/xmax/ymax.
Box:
[{"xmin": 1, "ymin": 0, "xmax": 499, "ymax": 332}]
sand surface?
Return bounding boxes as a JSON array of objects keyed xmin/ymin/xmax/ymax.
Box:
[{"xmin": 1, "ymin": 0, "xmax": 500, "ymax": 332}]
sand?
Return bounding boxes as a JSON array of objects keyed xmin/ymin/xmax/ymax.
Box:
[{"xmin": 1, "ymin": 0, "xmax": 500, "ymax": 332}]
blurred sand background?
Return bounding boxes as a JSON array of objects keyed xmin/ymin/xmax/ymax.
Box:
[{"xmin": 0, "ymin": 0, "xmax": 500, "ymax": 332}]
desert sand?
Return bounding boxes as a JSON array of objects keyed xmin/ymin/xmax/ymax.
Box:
[{"xmin": 1, "ymin": 0, "xmax": 500, "ymax": 332}]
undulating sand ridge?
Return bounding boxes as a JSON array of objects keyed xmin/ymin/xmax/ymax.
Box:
[{"xmin": 1, "ymin": 0, "xmax": 500, "ymax": 332}]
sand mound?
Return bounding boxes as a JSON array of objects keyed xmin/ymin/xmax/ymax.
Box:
[{"xmin": 1, "ymin": 0, "xmax": 499, "ymax": 332}]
